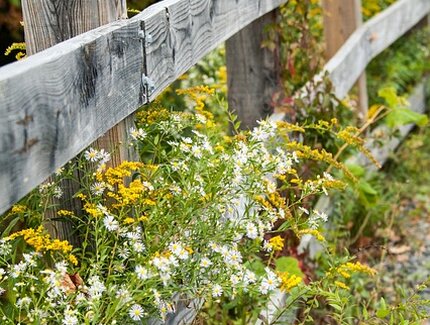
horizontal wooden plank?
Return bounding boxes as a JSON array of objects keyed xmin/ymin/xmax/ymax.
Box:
[
  {"xmin": 326, "ymin": 0, "xmax": 430, "ymax": 99},
  {"xmin": 0, "ymin": 19, "xmax": 145, "ymax": 215},
  {"xmin": 140, "ymin": 0, "xmax": 288, "ymax": 100},
  {"xmin": 0, "ymin": 0, "xmax": 288, "ymax": 215}
]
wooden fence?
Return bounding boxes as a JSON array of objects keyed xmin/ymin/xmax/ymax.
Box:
[{"xmin": 0, "ymin": 0, "xmax": 429, "ymax": 323}]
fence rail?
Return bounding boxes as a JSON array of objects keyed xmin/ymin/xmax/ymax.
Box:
[
  {"xmin": 0, "ymin": 0, "xmax": 287, "ymax": 215},
  {"xmin": 0, "ymin": 0, "xmax": 429, "ymax": 323}
]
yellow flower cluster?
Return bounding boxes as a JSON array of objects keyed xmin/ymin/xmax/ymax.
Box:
[
  {"xmin": 84, "ymin": 202, "xmax": 103, "ymax": 218},
  {"xmin": 321, "ymin": 178, "xmax": 347, "ymax": 191},
  {"xmin": 276, "ymin": 121, "xmax": 305, "ymax": 133},
  {"xmin": 136, "ymin": 106, "xmax": 170, "ymax": 125},
  {"xmin": 176, "ymin": 86, "xmax": 214, "ymax": 110},
  {"xmin": 278, "ymin": 272, "xmax": 302, "ymax": 292},
  {"xmin": 297, "ymin": 229, "xmax": 325, "ymax": 242},
  {"xmin": 335, "ymin": 280, "xmax": 349, "ymax": 290},
  {"xmin": 176, "ymin": 86, "xmax": 216, "ymax": 128},
  {"xmin": 116, "ymin": 179, "xmax": 145, "ymax": 206},
  {"xmin": 7, "ymin": 226, "xmax": 73, "ymax": 255},
  {"xmin": 4, "ymin": 42, "xmax": 26, "ymax": 60},
  {"xmin": 10, "ymin": 204, "xmax": 27, "ymax": 214},
  {"xmin": 338, "ymin": 262, "xmax": 377, "ymax": 278},
  {"xmin": 337, "ymin": 127, "xmax": 381, "ymax": 169},
  {"xmin": 269, "ymin": 236, "xmax": 284, "ymax": 251},
  {"xmin": 286, "ymin": 142, "xmax": 356, "ymax": 181},
  {"xmin": 57, "ymin": 210, "xmax": 75, "ymax": 217},
  {"xmin": 103, "ymin": 161, "xmax": 144, "ymax": 186}
]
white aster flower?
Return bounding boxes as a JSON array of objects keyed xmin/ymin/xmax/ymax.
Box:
[
  {"xmin": 90, "ymin": 182, "xmax": 106, "ymax": 196},
  {"xmin": 200, "ymin": 257, "xmax": 212, "ymax": 268},
  {"xmin": 135, "ymin": 265, "xmax": 150, "ymax": 280},
  {"xmin": 212, "ymin": 284, "xmax": 223, "ymax": 297},
  {"xmin": 246, "ymin": 222, "xmax": 258, "ymax": 239},
  {"xmin": 132, "ymin": 241, "xmax": 146, "ymax": 253},
  {"xmin": 84, "ymin": 148, "xmax": 100, "ymax": 162},
  {"xmin": 103, "ymin": 215, "xmax": 119, "ymax": 232},
  {"xmin": 130, "ymin": 127, "xmax": 147, "ymax": 140},
  {"xmin": 129, "ymin": 304, "xmax": 145, "ymax": 321}
]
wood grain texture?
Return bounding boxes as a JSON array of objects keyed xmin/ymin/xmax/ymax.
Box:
[
  {"xmin": 21, "ymin": 0, "xmax": 133, "ymax": 244},
  {"xmin": 0, "ymin": 0, "xmax": 288, "ymax": 215},
  {"xmin": 0, "ymin": 18, "xmax": 145, "ymax": 215},
  {"xmin": 226, "ymin": 11, "xmax": 279, "ymax": 129},
  {"xmin": 140, "ymin": 0, "xmax": 288, "ymax": 101},
  {"xmin": 322, "ymin": 0, "xmax": 368, "ymax": 118}
]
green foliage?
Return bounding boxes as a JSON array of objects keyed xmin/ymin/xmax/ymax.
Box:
[{"xmin": 367, "ymin": 27, "xmax": 430, "ymax": 104}]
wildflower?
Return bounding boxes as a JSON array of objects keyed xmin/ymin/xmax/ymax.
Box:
[
  {"xmin": 191, "ymin": 145, "xmax": 203, "ymax": 159},
  {"xmin": 278, "ymin": 272, "xmax": 302, "ymax": 292},
  {"xmin": 200, "ymin": 257, "xmax": 212, "ymax": 268},
  {"xmin": 335, "ymin": 281, "xmax": 350, "ymax": 290},
  {"xmin": 299, "ymin": 206, "xmax": 309, "ymax": 215},
  {"xmin": 116, "ymin": 287, "xmax": 132, "ymax": 303},
  {"xmin": 90, "ymin": 182, "xmax": 106, "ymax": 196},
  {"xmin": 269, "ymin": 236, "xmax": 284, "ymax": 251},
  {"xmin": 11, "ymin": 204, "xmax": 26, "ymax": 214},
  {"xmin": 130, "ymin": 127, "xmax": 147, "ymax": 140},
  {"xmin": 132, "ymin": 241, "xmax": 146, "ymax": 253},
  {"xmin": 246, "ymin": 222, "xmax": 258, "ymax": 239},
  {"xmin": 68, "ymin": 254, "xmax": 78, "ymax": 266},
  {"xmin": 0, "ymin": 287, "xmax": 5, "ymax": 296},
  {"xmin": 244, "ymin": 270, "xmax": 257, "ymax": 284},
  {"xmin": 169, "ymin": 242, "xmax": 184, "ymax": 256},
  {"xmin": 313, "ymin": 209, "xmax": 328, "ymax": 222},
  {"xmin": 334, "ymin": 262, "xmax": 377, "ymax": 278},
  {"xmin": 62, "ymin": 314, "xmax": 78, "ymax": 325},
  {"xmin": 103, "ymin": 215, "xmax": 119, "ymax": 232},
  {"xmin": 129, "ymin": 304, "xmax": 145, "ymax": 321},
  {"xmin": 260, "ymin": 269, "xmax": 280, "ymax": 294},
  {"xmin": 97, "ymin": 149, "xmax": 111, "ymax": 164},
  {"xmin": 84, "ymin": 148, "xmax": 100, "ymax": 162},
  {"xmin": 212, "ymin": 284, "xmax": 223, "ymax": 297},
  {"xmin": 135, "ymin": 265, "xmax": 150, "ymax": 280},
  {"xmin": 177, "ymin": 248, "xmax": 190, "ymax": 260},
  {"xmin": 298, "ymin": 229, "xmax": 325, "ymax": 242},
  {"xmin": 16, "ymin": 296, "xmax": 31, "ymax": 308},
  {"xmin": 87, "ymin": 275, "xmax": 106, "ymax": 300}
]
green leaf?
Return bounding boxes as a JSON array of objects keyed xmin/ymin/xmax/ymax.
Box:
[
  {"xmin": 362, "ymin": 306, "xmax": 369, "ymax": 319},
  {"xmin": 248, "ymin": 259, "xmax": 266, "ymax": 277},
  {"xmin": 376, "ymin": 298, "xmax": 390, "ymax": 318},
  {"xmin": 378, "ymin": 87, "xmax": 400, "ymax": 107},
  {"xmin": 376, "ymin": 308, "xmax": 390, "ymax": 319},
  {"xmin": 346, "ymin": 163, "xmax": 365, "ymax": 178},
  {"xmin": 385, "ymin": 108, "xmax": 428, "ymax": 128},
  {"xmin": 275, "ymin": 256, "xmax": 304, "ymax": 278},
  {"xmin": 330, "ymin": 303, "xmax": 343, "ymax": 312}
]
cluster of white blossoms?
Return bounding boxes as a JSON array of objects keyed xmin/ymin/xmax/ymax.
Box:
[{"xmin": 0, "ymin": 107, "xmax": 342, "ymax": 324}]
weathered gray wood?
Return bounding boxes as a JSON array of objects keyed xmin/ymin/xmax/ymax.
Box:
[
  {"xmin": 141, "ymin": 0, "xmax": 288, "ymax": 101},
  {"xmin": 148, "ymin": 297, "xmax": 204, "ymax": 325},
  {"xmin": 325, "ymin": 0, "xmax": 430, "ymax": 100},
  {"xmin": 21, "ymin": 0, "xmax": 131, "ymax": 245},
  {"xmin": 0, "ymin": 0, "xmax": 288, "ymax": 215},
  {"xmin": 322, "ymin": 0, "xmax": 368, "ymax": 118},
  {"xmin": 226, "ymin": 10, "xmax": 279, "ymax": 129},
  {"xmin": 0, "ymin": 19, "xmax": 144, "ymax": 215}
]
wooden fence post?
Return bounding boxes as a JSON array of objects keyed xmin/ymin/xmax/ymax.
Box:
[
  {"xmin": 225, "ymin": 10, "xmax": 280, "ymax": 129},
  {"xmin": 22, "ymin": 0, "xmax": 134, "ymax": 245},
  {"xmin": 322, "ymin": 0, "xmax": 369, "ymax": 119}
]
